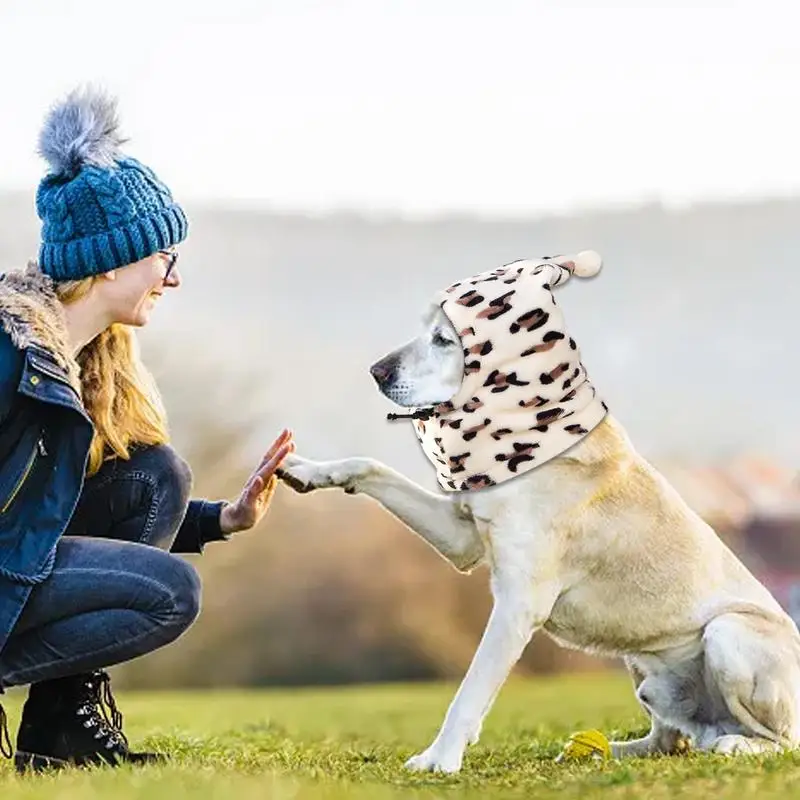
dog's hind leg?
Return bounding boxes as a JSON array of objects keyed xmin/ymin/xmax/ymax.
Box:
[
  {"xmin": 609, "ymin": 725, "xmax": 688, "ymax": 758},
  {"xmin": 404, "ymin": 574, "xmax": 560, "ymax": 773},
  {"xmin": 706, "ymin": 734, "xmax": 784, "ymax": 754},
  {"xmin": 698, "ymin": 612, "xmax": 800, "ymax": 754},
  {"xmin": 277, "ymin": 453, "xmax": 484, "ymax": 571},
  {"xmin": 608, "ymin": 659, "xmax": 690, "ymax": 758}
]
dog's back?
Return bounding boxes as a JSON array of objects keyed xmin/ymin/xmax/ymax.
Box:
[{"xmin": 462, "ymin": 414, "xmax": 793, "ymax": 655}]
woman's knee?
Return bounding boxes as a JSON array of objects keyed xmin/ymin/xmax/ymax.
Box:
[
  {"xmin": 166, "ymin": 556, "xmax": 202, "ymax": 630},
  {"xmin": 143, "ymin": 544, "xmax": 202, "ymax": 632}
]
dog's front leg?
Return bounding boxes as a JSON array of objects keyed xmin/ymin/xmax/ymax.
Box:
[
  {"xmin": 277, "ymin": 453, "xmax": 484, "ymax": 571},
  {"xmin": 405, "ymin": 577, "xmax": 560, "ymax": 773}
]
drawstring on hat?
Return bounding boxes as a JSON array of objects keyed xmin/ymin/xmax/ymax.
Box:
[{"xmin": 387, "ymin": 408, "xmax": 435, "ymax": 421}]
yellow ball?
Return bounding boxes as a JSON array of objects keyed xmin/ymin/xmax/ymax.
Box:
[{"xmin": 555, "ymin": 729, "xmax": 611, "ymax": 763}]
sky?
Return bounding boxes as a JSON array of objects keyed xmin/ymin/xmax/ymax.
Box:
[{"xmin": 1, "ymin": 0, "xmax": 799, "ymax": 217}]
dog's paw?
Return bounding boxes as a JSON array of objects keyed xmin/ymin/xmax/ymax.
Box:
[
  {"xmin": 709, "ymin": 735, "xmax": 780, "ymax": 755},
  {"xmin": 276, "ymin": 454, "xmax": 363, "ymax": 495},
  {"xmin": 276, "ymin": 453, "xmax": 332, "ymax": 494},
  {"xmin": 404, "ymin": 745, "xmax": 464, "ymax": 774}
]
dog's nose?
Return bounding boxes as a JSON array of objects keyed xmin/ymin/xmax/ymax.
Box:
[{"xmin": 370, "ymin": 362, "xmax": 392, "ymax": 384}]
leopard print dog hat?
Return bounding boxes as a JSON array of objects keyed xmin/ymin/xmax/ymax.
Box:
[{"xmin": 407, "ymin": 251, "xmax": 609, "ymax": 492}]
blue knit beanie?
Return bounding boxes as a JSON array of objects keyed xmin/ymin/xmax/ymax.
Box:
[{"xmin": 35, "ymin": 87, "xmax": 188, "ymax": 281}]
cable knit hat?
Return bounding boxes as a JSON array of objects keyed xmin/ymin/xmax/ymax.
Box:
[
  {"xmin": 35, "ymin": 86, "xmax": 188, "ymax": 281},
  {"xmin": 401, "ymin": 252, "xmax": 608, "ymax": 492}
]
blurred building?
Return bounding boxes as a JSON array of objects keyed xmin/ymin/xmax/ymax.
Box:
[{"xmin": 659, "ymin": 457, "xmax": 800, "ymax": 625}]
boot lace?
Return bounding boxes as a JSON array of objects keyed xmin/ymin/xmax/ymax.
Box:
[
  {"xmin": 74, "ymin": 671, "xmax": 128, "ymax": 752},
  {"xmin": 0, "ymin": 703, "xmax": 12, "ymax": 759}
]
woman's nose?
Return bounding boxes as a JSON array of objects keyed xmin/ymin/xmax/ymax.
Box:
[{"xmin": 164, "ymin": 266, "xmax": 182, "ymax": 288}]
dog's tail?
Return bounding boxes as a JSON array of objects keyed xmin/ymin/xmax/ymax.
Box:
[{"xmin": 532, "ymin": 250, "xmax": 603, "ymax": 289}]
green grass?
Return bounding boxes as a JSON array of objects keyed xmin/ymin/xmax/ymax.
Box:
[{"xmin": 1, "ymin": 672, "xmax": 799, "ymax": 799}]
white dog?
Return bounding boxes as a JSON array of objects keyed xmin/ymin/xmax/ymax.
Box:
[{"xmin": 277, "ymin": 257, "xmax": 800, "ymax": 773}]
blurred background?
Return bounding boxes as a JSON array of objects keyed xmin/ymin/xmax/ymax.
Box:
[{"xmin": 1, "ymin": 0, "xmax": 800, "ymax": 688}]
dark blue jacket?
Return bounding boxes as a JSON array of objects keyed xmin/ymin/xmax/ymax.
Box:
[{"xmin": 0, "ymin": 265, "xmax": 225, "ymax": 660}]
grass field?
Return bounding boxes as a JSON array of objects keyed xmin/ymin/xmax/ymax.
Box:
[{"xmin": 0, "ymin": 671, "xmax": 799, "ymax": 799}]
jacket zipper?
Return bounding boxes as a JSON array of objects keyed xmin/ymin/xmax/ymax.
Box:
[{"xmin": 0, "ymin": 437, "xmax": 44, "ymax": 514}]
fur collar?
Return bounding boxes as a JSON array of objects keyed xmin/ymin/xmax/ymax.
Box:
[{"xmin": 0, "ymin": 262, "xmax": 82, "ymax": 393}]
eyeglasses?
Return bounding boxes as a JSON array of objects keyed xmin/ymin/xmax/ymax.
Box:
[{"xmin": 158, "ymin": 249, "xmax": 179, "ymax": 282}]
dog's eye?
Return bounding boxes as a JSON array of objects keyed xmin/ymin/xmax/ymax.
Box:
[{"xmin": 432, "ymin": 331, "xmax": 455, "ymax": 347}]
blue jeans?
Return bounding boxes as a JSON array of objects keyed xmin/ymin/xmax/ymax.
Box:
[{"xmin": 0, "ymin": 445, "xmax": 201, "ymax": 687}]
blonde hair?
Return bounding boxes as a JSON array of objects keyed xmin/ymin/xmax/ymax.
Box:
[{"xmin": 55, "ymin": 276, "xmax": 170, "ymax": 476}]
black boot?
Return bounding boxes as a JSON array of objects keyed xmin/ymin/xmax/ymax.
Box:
[{"xmin": 14, "ymin": 671, "xmax": 166, "ymax": 773}]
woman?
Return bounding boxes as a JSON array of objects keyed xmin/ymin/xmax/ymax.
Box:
[{"xmin": 0, "ymin": 87, "xmax": 294, "ymax": 772}]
